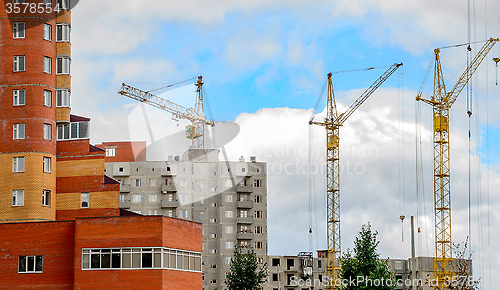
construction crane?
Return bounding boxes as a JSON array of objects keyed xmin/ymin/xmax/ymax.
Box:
[
  {"xmin": 310, "ymin": 63, "xmax": 403, "ymax": 286},
  {"xmin": 118, "ymin": 76, "xmax": 214, "ymax": 149},
  {"xmin": 416, "ymin": 37, "xmax": 498, "ymax": 290}
]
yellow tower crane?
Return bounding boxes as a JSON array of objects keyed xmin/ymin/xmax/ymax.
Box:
[
  {"xmin": 310, "ymin": 63, "xmax": 402, "ymax": 286},
  {"xmin": 118, "ymin": 76, "xmax": 214, "ymax": 149},
  {"xmin": 416, "ymin": 37, "xmax": 498, "ymax": 290}
]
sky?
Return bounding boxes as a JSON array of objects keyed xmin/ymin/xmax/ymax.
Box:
[{"xmin": 68, "ymin": 1, "xmax": 500, "ymax": 288}]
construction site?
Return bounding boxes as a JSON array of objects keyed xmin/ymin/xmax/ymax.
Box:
[{"xmin": 1, "ymin": 0, "xmax": 500, "ymax": 290}]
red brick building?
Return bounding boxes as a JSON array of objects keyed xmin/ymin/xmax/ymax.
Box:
[
  {"xmin": 95, "ymin": 141, "xmax": 147, "ymax": 163},
  {"xmin": 0, "ymin": 1, "xmax": 202, "ymax": 288}
]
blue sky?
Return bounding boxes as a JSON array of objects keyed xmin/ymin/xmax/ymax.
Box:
[{"xmin": 69, "ymin": 1, "xmax": 500, "ymax": 287}]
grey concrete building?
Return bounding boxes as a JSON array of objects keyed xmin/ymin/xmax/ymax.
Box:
[
  {"xmin": 104, "ymin": 149, "xmax": 268, "ymax": 290},
  {"xmin": 265, "ymin": 254, "xmax": 472, "ymax": 290}
]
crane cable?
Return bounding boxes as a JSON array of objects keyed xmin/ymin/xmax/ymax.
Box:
[
  {"xmin": 146, "ymin": 76, "xmax": 199, "ymax": 94},
  {"xmin": 398, "ymin": 66, "xmax": 405, "ymax": 242}
]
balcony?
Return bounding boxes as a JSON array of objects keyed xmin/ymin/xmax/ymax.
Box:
[
  {"xmin": 161, "ymin": 169, "xmax": 176, "ymax": 176},
  {"xmin": 161, "ymin": 199, "xmax": 179, "ymax": 208},
  {"xmin": 120, "ymin": 201, "xmax": 131, "ymax": 208},
  {"xmin": 120, "ymin": 185, "xmax": 130, "ymax": 193},
  {"xmin": 161, "ymin": 184, "xmax": 177, "ymax": 192},
  {"xmin": 236, "ymin": 185, "xmax": 253, "ymax": 193},
  {"xmin": 237, "ymin": 217, "xmax": 253, "ymax": 224},
  {"xmin": 236, "ymin": 231, "xmax": 253, "ymax": 240},
  {"xmin": 237, "ymin": 200, "xmax": 253, "ymax": 208}
]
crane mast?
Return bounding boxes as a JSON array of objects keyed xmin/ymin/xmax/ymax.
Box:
[
  {"xmin": 119, "ymin": 76, "xmax": 213, "ymax": 149},
  {"xmin": 416, "ymin": 37, "xmax": 498, "ymax": 290},
  {"xmin": 310, "ymin": 63, "xmax": 402, "ymax": 287}
]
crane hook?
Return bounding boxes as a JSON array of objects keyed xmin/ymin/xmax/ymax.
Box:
[{"xmin": 494, "ymin": 57, "xmax": 500, "ymax": 85}]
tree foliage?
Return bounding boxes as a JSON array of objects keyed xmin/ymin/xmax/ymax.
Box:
[
  {"xmin": 225, "ymin": 246, "xmax": 268, "ymax": 290},
  {"xmin": 340, "ymin": 223, "xmax": 395, "ymax": 290}
]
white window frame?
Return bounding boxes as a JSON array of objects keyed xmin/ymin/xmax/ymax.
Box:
[
  {"xmin": 225, "ymin": 179, "xmax": 233, "ymax": 187},
  {"xmin": 44, "ymin": 56, "xmax": 52, "ymax": 74},
  {"xmin": 43, "ymin": 124, "xmax": 52, "ymax": 140},
  {"xmin": 132, "ymin": 194, "xmax": 142, "ymax": 203},
  {"xmin": 254, "ymin": 179, "xmax": 262, "ymax": 188},
  {"xmin": 13, "ymin": 89, "xmax": 25, "ymax": 106},
  {"xmin": 44, "ymin": 90, "xmax": 52, "ymax": 107},
  {"xmin": 225, "ymin": 194, "xmax": 233, "ymax": 203},
  {"xmin": 12, "ymin": 190, "xmax": 24, "ymax": 206},
  {"xmin": 14, "ymin": 56, "xmax": 25, "ymax": 72},
  {"xmin": 105, "ymin": 148, "xmax": 115, "ymax": 157},
  {"xmin": 56, "ymin": 89, "xmax": 70, "ymax": 107},
  {"xmin": 148, "ymin": 179, "xmax": 156, "ymax": 187},
  {"xmin": 225, "ymin": 226, "xmax": 234, "ymax": 234},
  {"xmin": 13, "ymin": 22, "xmax": 25, "ymax": 39},
  {"xmin": 179, "ymin": 210, "xmax": 188, "ymax": 218},
  {"xmin": 44, "ymin": 23, "xmax": 52, "ymax": 41},
  {"xmin": 81, "ymin": 192, "xmax": 89, "ymax": 208},
  {"xmin": 225, "ymin": 241, "xmax": 234, "ymax": 250},
  {"xmin": 18, "ymin": 255, "xmax": 43, "ymax": 273},
  {"xmin": 56, "ymin": 23, "xmax": 70, "ymax": 42},
  {"xmin": 13, "ymin": 157, "xmax": 25, "ymax": 172},
  {"xmin": 119, "ymin": 194, "xmax": 127, "ymax": 202},
  {"xmin": 56, "ymin": 56, "xmax": 70, "ymax": 74},
  {"xmin": 148, "ymin": 194, "xmax": 157, "ymax": 203},
  {"xmin": 13, "ymin": 123, "xmax": 25, "ymax": 139},
  {"xmin": 43, "ymin": 157, "xmax": 51, "ymax": 173},
  {"xmin": 42, "ymin": 190, "xmax": 51, "ymax": 206},
  {"xmin": 225, "ymin": 210, "xmax": 233, "ymax": 219},
  {"xmin": 255, "ymin": 241, "xmax": 263, "ymax": 250}
]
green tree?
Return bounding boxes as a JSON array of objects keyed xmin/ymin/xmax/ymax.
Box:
[
  {"xmin": 225, "ymin": 246, "xmax": 268, "ymax": 290},
  {"xmin": 340, "ymin": 223, "xmax": 395, "ymax": 290}
]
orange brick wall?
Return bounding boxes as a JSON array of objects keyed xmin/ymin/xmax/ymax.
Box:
[
  {"xmin": 0, "ymin": 221, "xmax": 75, "ymax": 290},
  {"xmin": 95, "ymin": 141, "xmax": 147, "ymax": 162}
]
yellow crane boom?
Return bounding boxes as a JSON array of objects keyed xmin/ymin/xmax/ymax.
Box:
[
  {"xmin": 119, "ymin": 76, "xmax": 214, "ymax": 149},
  {"xmin": 310, "ymin": 62, "xmax": 402, "ymax": 286},
  {"xmin": 416, "ymin": 37, "xmax": 498, "ymax": 290}
]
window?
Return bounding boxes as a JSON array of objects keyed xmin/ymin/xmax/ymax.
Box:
[
  {"xmin": 209, "ymin": 218, "xmax": 216, "ymax": 223},
  {"xmin": 134, "ymin": 179, "xmax": 141, "ymax": 187},
  {"xmin": 272, "ymin": 258, "xmax": 280, "ymax": 267},
  {"xmin": 254, "ymin": 210, "xmax": 263, "ymax": 219},
  {"xmin": 148, "ymin": 194, "xmax": 157, "ymax": 203},
  {"xmin": 225, "ymin": 226, "xmax": 234, "ymax": 234},
  {"xmin": 13, "ymin": 22, "xmax": 25, "ymax": 38},
  {"xmin": 43, "ymin": 57, "xmax": 52, "ymax": 74},
  {"xmin": 12, "ymin": 190, "xmax": 24, "ymax": 206},
  {"xmin": 210, "ymin": 249, "xmax": 216, "ymax": 254},
  {"xmin": 149, "ymin": 210, "xmax": 158, "ymax": 215},
  {"xmin": 119, "ymin": 194, "xmax": 126, "ymax": 202},
  {"xmin": 255, "ymin": 226, "xmax": 263, "ymax": 234},
  {"xmin": 239, "ymin": 210, "xmax": 248, "ymax": 218},
  {"xmin": 273, "ymin": 273, "xmax": 279, "ymax": 281},
  {"xmin": 57, "ymin": 0, "xmax": 69, "ymax": 10},
  {"xmin": 56, "ymin": 23, "xmax": 71, "ymax": 42},
  {"xmin": 199, "ymin": 180, "xmax": 204, "ymax": 189},
  {"xmin": 225, "ymin": 241, "xmax": 234, "ymax": 249},
  {"xmin": 42, "ymin": 190, "xmax": 51, "ymax": 206},
  {"xmin": 257, "ymin": 257, "xmax": 264, "ymax": 264},
  {"xmin": 13, "ymin": 157, "xmax": 25, "ymax": 172},
  {"xmin": 255, "ymin": 242, "xmax": 263, "ymax": 250},
  {"xmin": 43, "ymin": 157, "xmax": 51, "ymax": 173},
  {"xmin": 105, "ymin": 148, "xmax": 115, "ymax": 157},
  {"xmin": 254, "ymin": 195, "xmax": 262, "ymax": 204},
  {"xmin": 13, "ymin": 89, "xmax": 25, "ymax": 106},
  {"xmin": 43, "ymin": 124, "xmax": 52, "ymax": 140},
  {"xmin": 166, "ymin": 193, "xmax": 174, "ymax": 202},
  {"xmin": 225, "ymin": 179, "xmax": 233, "ymax": 187},
  {"xmin": 165, "ymin": 209, "xmax": 173, "ymax": 217},
  {"xmin": 210, "ymin": 187, "xmax": 217, "ymax": 192},
  {"xmin": 132, "ymin": 194, "xmax": 141, "ymax": 203},
  {"xmin": 225, "ymin": 194, "xmax": 233, "ymax": 203},
  {"xmin": 239, "ymin": 194, "xmax": 249, "ymax": 202},
  {"xmin": 200, "ymin": 196, "xmax": 204, "ymax": 204},
  {"xmin": 253, "ymin": 179, "xmax": 262, "ymax": 188},
  {"xmin": 209, "ymin": 171, "xmax": 216, "ymax": 177},
  {"xmin": 225, "ymin": 210, "xmax": 233, "ymax": 218},
  {"xmin": 210, "ymin": 202, "xmax": 217, "ymax": 208},
  {"xmin": 210, "ymin": 233, "xmax": 216, "ymax": 239},
  {"xmin": 239, "ymin": 225, "xmax": 250, "ymax": 233},
  {"xmin": 81, "ymin": 247, "xmax": 202, "ymax": 272},
  {"xmin": 81, "ymin": 193, "xmax": 89, "ymax": 208},
  {"xmin": 56, "ymin": 56, "xmax": 70, "ymax": 74},
  {"xmin": 148, "ymin": 179, "xmax": 156, "ymax": 187},
  {"xmin": 242, "ymin": 167, "xmax": 246, "ymax": 173},
  {"xmin": 14, "ymin": 56, "xmax": 25, "ymax": 72},
  {"xmin": 179, "ymin": 194, "xmax": 188, "ymax": 203},
  {"xmin": 44, "ymin": 90, "xmax": 52, "ymax": 107},
  {"xmin": 318, "ymin": 259, "xmax": 322, "ymax": 268},
  {"xmin": 199, "ymin": 211, "xmax": 204, "ymax": 220},
  {"xmin": 13, "ymin": 0, "xmax": 24, "ymax": 3},
  {"xmin": 44, "ymin": 23, "xmax": 52, "ymax": 41},
  {"xmin": 180, "ymin": 179, "xmax": 187, "ymax": 187},
  {"xmin": 179, "ymin": 210, "xmax": 188, "ymax": 218},
  {"xmin": 19, "ymin": 256, "xmax": 42, "ymax": 273},
  {"xmin": 56, "ymin": 89, "xmax": 70, "ymax": 107},
  {"xmin": 13, "ymin": 123, "xmax": 25, "ymax": 139},
  {"xmin": 165, "ymin": 178, "xmax": 173, "ymax": 185},
  {"xmin": 225, "ymin": 256, "xmax": 231, "ymax": 265}
]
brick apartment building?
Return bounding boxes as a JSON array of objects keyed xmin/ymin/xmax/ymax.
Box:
[{"xmin": 0, "ymin": 1, "xmax": 202, "ymax": 289}]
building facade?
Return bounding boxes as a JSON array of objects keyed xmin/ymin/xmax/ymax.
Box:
[
  {"xmin": 0, "ymin": 1, "xmax": 203, "ymax": 288},
  {"xmin": 100, "ymin": 143, "xmax": 269, "ymax": 290}
]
